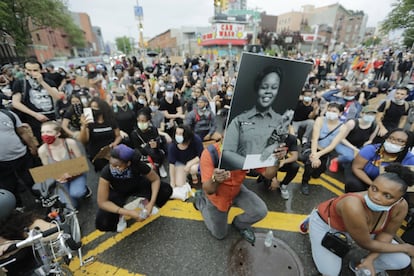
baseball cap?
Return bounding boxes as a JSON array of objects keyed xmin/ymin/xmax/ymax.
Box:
[
  {"xmin": 198, "ymin": 96, "xmax": 209, "ymax": 103},
  {"xmin": 165, "ymin": 83, "xmax": 174, "ymax": 91}
]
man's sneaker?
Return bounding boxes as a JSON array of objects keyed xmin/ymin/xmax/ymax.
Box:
[
  {"xmin": 280, "ymin": 184, "xmax": 290, "ymax": 200},
  {"xmin": 299, "ymin": 216, "xmax": 310, "ymax": 234},
  {"xmin": 84, "ymin": 186, "xmax": 92, "ymax": 198},
  {"xmin": 239, "ymin": 227, "xmax": 256, "ymax": 244},
  {"xmin": 116, "ymin": 215, "xmax": 127, "ymax": 232},
  {"xmin": 159, "ymin": 165, "xmax": 167, "ymax": 178},
  {"xmin": 301, "ymin": 183, "xmax": 310, "ymax": 195}
]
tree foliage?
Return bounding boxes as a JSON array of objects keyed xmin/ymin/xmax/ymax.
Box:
[
  {"xmin": 115, "ymin": 36, "xmax": 132, "ymax": 55},
  {"xmin": 0, "ymin": 0, "xmax": 85, "ymax": 55},
  {"xmin": 382, "ymin": 0, "xmax": 414, "ymax": 47}
]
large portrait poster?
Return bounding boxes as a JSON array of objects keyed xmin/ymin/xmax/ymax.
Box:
[{"xmin": 220, "ymin": 53, "xmax": 312, "ymax": 170}]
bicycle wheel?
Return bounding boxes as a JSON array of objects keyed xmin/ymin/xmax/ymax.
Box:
[
  {"xmin": 55, "ymin": 263, "xmax": 73, "ymax": 276},
  {"xmin": 56, "ymin": 185, "xmax": 81, "ymax": 243},
  {"xmin": 65, "ymin": 212, "xmax": 81, "ymax": 243}
]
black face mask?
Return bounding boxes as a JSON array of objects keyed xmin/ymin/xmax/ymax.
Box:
[
  {"xmin": 92, "ymin": 109, "xmax": 102, "ymax": 118},
  {"xmin": 115, "ymin": 95, "xmax": 124, "ymax": 101},
  {"xmin": 73, "ymin": 103, "xmax": 83, "ymax": 116}
]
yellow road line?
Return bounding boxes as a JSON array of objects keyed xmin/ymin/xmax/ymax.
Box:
[{"xmin": 74, "ymin": 171, "xmax": 344, "ymax": 274}]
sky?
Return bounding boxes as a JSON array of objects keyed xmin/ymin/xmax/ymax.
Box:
[{"xmin": 66, "ymin": 0, "xmax": 396, "ymax": 43}]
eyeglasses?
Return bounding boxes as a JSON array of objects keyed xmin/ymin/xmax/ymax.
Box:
[{"xmin": 387, "ymin": 136, "xmax": 407, "ymax": 146}]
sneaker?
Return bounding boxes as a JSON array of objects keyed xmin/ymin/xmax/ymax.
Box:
[
  {"xmin": 302, "ymin": 137, "xmax": 308, "ymax": 145},
  {"xmin": 280, "ymin": 184, "xmax": 290, "ymax": 200},
  {"xmin": 159, "ymin": 165, "xmax": 167, "ymax": 178},
  {"xmin": 299, "ymin": 216, "xmax": 310, "ymax": 234},
  {"xmin": 116, "ymin": 215, "xmax": 127, "ymax": 232},
  {"xmin": 348, "ymin": 260, "xmax": 375, "ymax": 275},
  {"xmin": 84, "ymin": 186, "xmax": 92, "ymax": 198},
  {"xmin": 192, "ymin": 189, "xmax": 203, "ymax": 211},
  {"xmin": 301, "ymin": 183, "xmax": 310, "ymax": 195},
  {"xmin": 239, "ymin": 227, "xmax": 256, "ymax": 244}
]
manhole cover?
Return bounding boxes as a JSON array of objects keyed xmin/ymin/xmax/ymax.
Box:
[{"xmin": 228, "ymin": 232, "xmax": 304, "ymax": 276}]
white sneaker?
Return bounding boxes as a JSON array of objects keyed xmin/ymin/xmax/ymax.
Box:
[
  {"xmin": 280, "ymin": 184, "xmax": 290, "ymax": 200},
  {"xmin": 170, "ymin": 186, "xmax": 187, "ymax": 201},
  {"xmin": 302, "ymin": 137, "xmax": 308, "ymax": 145},
  {"xmin": 159, "ymin": 165, "xmax": 168, "ymax": 178},
  {"xmin": 116, "ymin": 216, "xmax": 127, "ymax": 232}
]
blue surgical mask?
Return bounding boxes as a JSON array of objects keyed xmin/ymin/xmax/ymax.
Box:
[
  {"xmin": 343, "ymin": 95, "xmax": 355, "ymax": 101},
  {"xmin": 325, "ymin": 111, "xmax": 338, "ymax": 121},
  {"xmin": 364, "ymin": 194, "xmax": 401, "ymax": 212},
  {"xmin": 383, "ymin": 141, "xmax": 403, "ymax": 153},
  {"xmin": 175, "ymin": 135, "xmax": 184, "ymax": 144},
  {"xmin": 362, "ymin": 114, "xmax": 376, "ymax": 123}
]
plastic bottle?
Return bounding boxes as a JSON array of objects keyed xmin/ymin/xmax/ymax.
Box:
[
  {"xmin": 264, "ymin": 230, "xmax": 274, "ymax": 247},
  {"xmin": 139, "ymin": 208, "xmax": 149, "ymax": 220},
  {"xmin": 355, "ymin": 268, "xmax": 371, "ymax": 275}
]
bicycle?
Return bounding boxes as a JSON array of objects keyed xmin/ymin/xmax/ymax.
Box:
[
  {"xmin": 31, "ymin": 178, "xmax": 93, "ymax": 269},
  {"xmin": 1, "ymin": 226, "xmax": 73, "ymax": 275}
]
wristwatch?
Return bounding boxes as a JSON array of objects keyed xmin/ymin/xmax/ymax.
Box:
[{"xmin": 211, "ymin": 174, "xmax": 217, "ymax": 183}]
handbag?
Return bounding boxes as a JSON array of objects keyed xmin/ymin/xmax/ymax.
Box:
[{"xmin": 321, "ymin": 200, "xmax": 351, "ymax": 258}]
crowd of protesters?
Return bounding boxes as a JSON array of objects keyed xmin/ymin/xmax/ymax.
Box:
[{"xmin": 0, "ymin": 46, "xmax": 414, "ymax": 274}]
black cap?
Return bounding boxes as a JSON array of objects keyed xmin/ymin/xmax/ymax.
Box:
[{"xmin": 166, "ymin": 83, "xmax": 174, "ymax": 91}]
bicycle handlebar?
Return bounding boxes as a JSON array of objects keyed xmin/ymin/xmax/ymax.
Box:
[{"xmin": 3, "ymin": 227, "xmax": 59, "ymax": 254}]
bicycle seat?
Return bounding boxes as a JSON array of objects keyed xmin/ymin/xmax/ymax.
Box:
[{"xmin": 32, "ymin": 178, "xmax": 56, "ymax": 198}]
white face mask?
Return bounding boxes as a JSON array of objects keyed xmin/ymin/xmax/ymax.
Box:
[
  {"xmin": 303, "ymin": 96, "xmax": 312, "ymax": 102},
  {"xmin": 137, "ymin": 122, "xmax": 149, "ymax": 130},
  {"xmin": 383, "ymin": 141, "xmax": 403, "ymax": 153},
  {"xmin": 325, "ymin": 111, "xmax": 338, "ymax": 121},
  {"xmin": 343, "ymin": 95, "xmax": 355, "ymax": 101},
  {"xmin": 138, "ymin": 98, "xmax": 146, "ymax": 105},
  {"xmin": 362, "ymin": 114, "xmax": 376, "ymax": 123},
  {"xmin": 166, "ymin": 92, "xmax": 174, "ymax": 98},
  {"xmin": 393, "ymin": 99, "xmax": 405, "ymax": 105},
  {"xmin": 175, "ymin": 135, "xmax": 184, "ymax": 144}
]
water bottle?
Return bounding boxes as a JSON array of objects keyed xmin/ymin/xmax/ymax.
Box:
[
  {"xmin": 355, "ymin": 268, "xmax": 371, "ymax": 275},
  {"xmin": 264, "ymin": 230, "xmax": 274, "ymax": 247},
  {"xmin": 139, "ymin": 208, "xmax": 149, "ymax": 219}
]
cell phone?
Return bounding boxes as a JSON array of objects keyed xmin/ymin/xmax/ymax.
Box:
[{"xmin": 83, "ymin": 107, "xmax": 94, "ymax": 123}]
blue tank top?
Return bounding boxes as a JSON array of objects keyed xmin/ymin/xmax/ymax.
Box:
[{"xmin": 318, "ymin": 118, "xmax": 341, "ymax": 148}]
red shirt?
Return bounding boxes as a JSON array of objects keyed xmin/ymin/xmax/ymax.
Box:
[
  {"xmin": 317, "ymin": 193, "xmax": 392, "ymax": 234},
  {"xmin": 200, "ymin": 143, "xmax": 264, "ymax": 212}
]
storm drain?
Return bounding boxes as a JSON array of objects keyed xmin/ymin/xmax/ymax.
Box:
[{"xmin": 228, "ymin": 232, "xmax": 304, "ymax": 276}]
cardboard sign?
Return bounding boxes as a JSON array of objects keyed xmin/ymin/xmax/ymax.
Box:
[
  {"xmin": 76, "ymin": 76, "xmax": 89, "ymax": 88},
  {"xmin": 30, "ymin": 156, "xmax": 89, "ymax": 183}
]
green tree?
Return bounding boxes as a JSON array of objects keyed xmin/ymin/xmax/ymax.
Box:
[
  {"xmin": 0, "ymin": 0, "xmax": 85, "ymax": 56},
  {"xmin": 382, "ymin": 0, "xmax": 414, "ymax": 47},
  {"xmin": 362, "ymin": 36, "xmax": 382, "ymax": 47},
  {"xmin": 115, "ymin": 36, "xmax": 132, "ymax": 55}
]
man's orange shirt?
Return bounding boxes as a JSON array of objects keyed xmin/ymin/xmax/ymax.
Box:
[{"xmin": 200, "ymin": 143, "xmax": 264, "ymax": 212}]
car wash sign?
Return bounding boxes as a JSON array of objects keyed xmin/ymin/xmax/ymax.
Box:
[{"xmin": 214, "ymin": 23, "xmax": 246, "ymax": 39}]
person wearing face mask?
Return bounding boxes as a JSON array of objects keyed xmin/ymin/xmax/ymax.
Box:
[
  {"xmin": 149, "ymin": 99, "xmax": 172, "ymax": 145},
  {"xmin": 305, "ymin": 163, "xmax": 414, "ymax": 276},
  {"xmin": 185, "ymin": 96, "xmax": 221, "ymax": 142},
  {"xmin": 321, "ymin": 84, "xmax": 363, "ymax": 122},
  {"xmin": 37, "ymin": 121, "xmax": 90, "ymax": 207},
  {"xmin": 79, "ymin": 97, "xmax": 122, "ymax": 171},
  {"xmin": 301, "ymin": 102, "xmax": 349, "ymax": 195},
  {"xmin": 159, "ymin": 83, "xmax": 185, "ymax": 137},
  {"xmin": 111, "ymin": 88, "xmax": 137, "ymax": 145},
  {"xmin": 130, "ymin": 110, "xmax": 167, "ymax": 178},
  {"xmin": 95, "ymin": 144, "xmax": 172, "ymax": 232},
  {"xmin": 375, "ymin": 87, "xmax": 410, "ymax": 143},
  {"xmin": 291, "ymin": 89, "xmax": 320, "ymax": 144},
  {"xmin": 337, "ymin": 106, "xmax": 379, "ymax": 175},
  {"xmin": 168, "ymin": 125, "xmax": 204, "ymax": 200},
  {"xmin": 61, "ymin": 95, "xmax": 84, "ymax": 139},
  {"xmin": 345, "ymin": 128, "xmax": 414, "ymax": 193}
]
